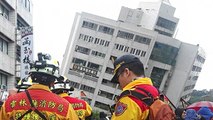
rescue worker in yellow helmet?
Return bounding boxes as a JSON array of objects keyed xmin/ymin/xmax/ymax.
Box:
[
  {"xmin": 0, "ymin": 53, "xmax": 79, "ymax": 120},
  {"xmin": 52, "ymin": 76, "xmax": 92, "ymax": 120},
  {"xmin": 16, "ymin": 77, "xmax": 33, "ymax": 93}
]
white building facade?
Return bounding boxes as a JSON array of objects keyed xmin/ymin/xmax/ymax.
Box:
[
  {"xmin": 0, "ymin": 0, "xmax": 32, "ymax": 90},
  {"xmin": 61, "ymin": 1, "xmax": 205, "ymax": 112}
]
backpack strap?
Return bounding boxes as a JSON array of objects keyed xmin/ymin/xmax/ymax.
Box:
[
  {"xmin": 135, "ymin": 87, "xmax": 154, "ymax": 98},
  {"xmin": 17, "ymin": 90, "xmax": 47, "ymax": 120},
  {"xmin": 117, "ymin": 87, "xmax": 154, "ymax": 106}
]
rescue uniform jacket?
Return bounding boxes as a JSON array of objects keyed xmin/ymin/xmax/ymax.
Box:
[
  {"xmin": 111, "ymin": 77, "xmax": 159, "ymax": 120},
  {"xmin": 59, "ymin": 93, "xmax": 92, "ymax": 120},
  {"xmin": 0, "ymin": 84, "xmax": 79, "ymax": 120}
]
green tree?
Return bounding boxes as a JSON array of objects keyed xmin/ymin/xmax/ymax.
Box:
[{"xmin": 189, "ymin": 89, "xmax": 213, "ymax": 103}]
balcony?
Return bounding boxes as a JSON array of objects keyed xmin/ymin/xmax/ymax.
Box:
[
  {"xmin": 0, "ymin": 52, "xmax": 15, "ymax": 75},
  {"xmin": 0, "ymin": 16, "xmax": 15, "ymax": 41}
]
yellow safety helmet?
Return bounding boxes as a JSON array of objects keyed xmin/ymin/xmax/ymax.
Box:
[
  {"xmin": 16, "ymin": 77, "xmax": 33, "ymax": 92},
  {"xmin": 29, "ymin": 53, "xmax": 60, "ymax": 83},
  {"xmin": 51, "ymin": 76, "xmax": 74, "ymax": 93}
]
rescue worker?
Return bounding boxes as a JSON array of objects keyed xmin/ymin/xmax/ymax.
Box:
[
  {"xmin": 111, "ymin": 54, "xmax": 159, "ymax": 120},
  {"xmin": 0, "ymin": 53, "xmax": 79, "ymax": 120},
  {"xmin": 16, "ymin": 76, "xmax": 33, "ymax": 92},
  {"xmin": 52, "ymin": 76, "xmax": 92, "ymax": 120}
]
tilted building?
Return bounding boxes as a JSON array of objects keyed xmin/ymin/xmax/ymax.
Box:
[{"xmin": 61, "ymin": 1, "xmax": 205, "ymax": 112}]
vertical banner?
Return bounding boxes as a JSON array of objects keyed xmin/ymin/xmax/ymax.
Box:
[{"xmin": 20, "ymin": 26, "xmax": 33, "ymax": 79}]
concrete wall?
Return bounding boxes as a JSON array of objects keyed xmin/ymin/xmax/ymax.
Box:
[{"xmin": 166, "ymin": 43, "xmax": 198, "ymax": 106}]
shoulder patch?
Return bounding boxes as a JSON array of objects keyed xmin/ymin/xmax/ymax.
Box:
[{"xmin": 115, "ymin": 102, "xmax": 127, "ymax": 116}]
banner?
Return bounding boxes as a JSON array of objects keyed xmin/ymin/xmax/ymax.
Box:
[{"xmin": 20, "ymin": 26, "xmax": 33, "ymax": 79}]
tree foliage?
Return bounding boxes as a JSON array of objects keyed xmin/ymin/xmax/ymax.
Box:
[{"xmin": 189, "ymin": 89, "xmax": 213, "ymax": 103}]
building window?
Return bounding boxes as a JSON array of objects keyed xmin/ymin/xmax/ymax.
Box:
[
  {"xmin": 72, "ymin": 57, "xmax": 86, "ymax": 66},
  {"xmin": 0, "ymin": 73, "xmax": 7, "ymax": 87},
  {"xmin": 102, "ymin": 79, "xmax": 108, "ymax": 84},
  {"xmin": 94, "ymin": 38, "xmax": 100, "ymax": 44},
  {"xmin": 192, "ymin": 76, "xmax": 198, "ymax": 81},
  {"xmin": 98, "ymin": 90, "xmax": 113, "ymax": 100},
  {"xmin": 82, "ymin": 21, "xmax": 98, "ymax": 31},
  {"xmin": 141, "ymin": 51, "xmax": 146, "ymax": 57},
  {"xmin": 0, "ymin": 38, "xmax": 8, "ymax": 54},
  {"xmin": 79, "ymin": 34, "xmax": 84, "ymax": 40},
  {"xmin": 117, "ymin": 30, "xmax": 134, "ymax": 40},
  {"xmin": 105, "ymin": 67, "xmax": 113, "ymax": 74},
  {"xmin": 150, "ymin": 67, "xmax": 166, "ymax": 89},
  {"xmin": 115, "ymin": 44, "xmax": 119, "ymax": 49},
  {"xmin": 114, "ymin": 44, "xmax": 130, "ymax": 53},
  {"xmin": 0, "ymin": 38, "xmax": 3, "ymax": 52},
  {"xmin": 101, "ymin": 79, "xmax": 117, "ymax": 88},
  {"xmin": 16, "ymin": 45, "xmax": 21, "ymax": 62},
  {"xmin": 118, "ymin": 45, "xmax": 124, "ymax": 51},
  {"xmin": 124, "ymin": 46, "xmax": 129, "ymax": 52},
  {"xmin": 80, "ymin": 85, "xmax": 95, "ymax": 93},
  {"xmin": 196, "ymin": 55, "xmax": 205, "ymax": 64},
  {"xmin": 75, "ymin": 45, "xmax": 90, "ymax": 55},
  {"xmin": 3, "ymin": 41, "xmax": 8, "ymax": 54},
  {"xmin": 17, "ymin": 20, "xmax": 25, "ymax": 30},
  {"xmin": 83, "ymin": 35, "xmax": 89, "ymax": 42},
  {"xmin": 98, "ymin": 25, "xmax": 114, "ymax": 35},
  {"xmin": 91, "ymin": 50, "xmax": 106, "ymax": 58},
  {"xmin": 130, "ymin": 48, "xmax": 136, "ymax": 54},
  {"xmin": 134, "ymin": 35, "xmax": 151, "ymax": 45},
  {"xmin": 100, "ymin": 39, "xmax": 105, "ymax": 46},
  {"xmin": 154, "ymin": 29, "xmax": 173, "ymax": 37},
  {"xmin": 104, "ymin": 41, "xmax": 110, "ymax": 47},
  {"xmin": 184, "ymin": 84, "xmax": 195, "ymax": 91},
  {"xmin": 156, "ymin": 17, "xmax": 176, "ymax": 31},
  {"xmin": 88, "ymin": 36, "xmax": 94, "ymax": 43},
  {"xmin": 94, "ymin": 101, "xmax": 109, "ymax": 110},
  {"xmin": 79, "ymin": 34, "xmax": 95, "ymax": 43},
  {"xmin": 87, "ymin": 62, "xmax": 102, "ymax": 71},
  {"xmin": 150, "ymin": 42, "xmax": 179, "ymax": 65},
  {"xmin": 135, "ymin": 49, "xmax": 141, "ymax": 56},
  {"xmin": 70, "ymin": 81, "xmax": 80, "ymax": 89},
  {"xmin": 0, "ymin": 4, "xmax": 9, "ymax": 20},
  {"xmin": 192, "ymin": 65, "xmax": 202, "ymax": 72},
  {"xmin": 93, "ymin": 38, "xmax": 110, "ymax": 47}
]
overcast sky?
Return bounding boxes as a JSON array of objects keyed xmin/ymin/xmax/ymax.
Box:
[{"xmin": 32, "ymin": 0, "xmax": 213, "ymax": 90}]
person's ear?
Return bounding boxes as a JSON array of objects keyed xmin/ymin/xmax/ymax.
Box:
[{"xmin": 124, "ymin": 68, "xmax": 130, "ymax": 77}]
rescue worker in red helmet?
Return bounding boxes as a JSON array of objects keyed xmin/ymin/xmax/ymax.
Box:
[
  {"xmin": 52, "ymin": 76, "xmax": 92, "ymax": 120},
  {"xmin": 0, "ymin": 53, "xmax": 79, "ymax": 120},
  {"xmin": 111, "ymin": 54, "xmax": 159, "ymax": 120}
]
